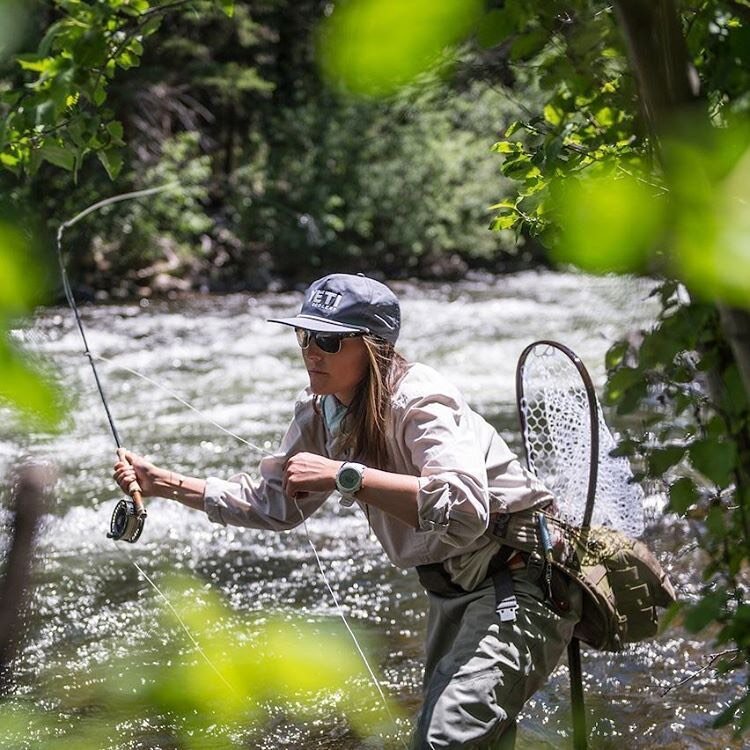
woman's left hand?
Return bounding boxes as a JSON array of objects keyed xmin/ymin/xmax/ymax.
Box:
[{"xmin": 283, "ymin": 452, "xmax": 342, "ymax": 499}]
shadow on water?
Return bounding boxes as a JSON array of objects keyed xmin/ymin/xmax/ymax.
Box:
[{"xmin": 1, "ymin": 271, "xmax": 746, "ymax": 748}]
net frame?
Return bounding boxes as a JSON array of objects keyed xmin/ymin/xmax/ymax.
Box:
[
  {"xmin": 516, "ymin": 339, "xmax": 645, "ymax": 538},
  {"xmin": 516, "ymin": 340, "xmax": 599, "ymax": 529}
]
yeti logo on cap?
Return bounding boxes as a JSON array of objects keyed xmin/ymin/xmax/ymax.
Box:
[{"xmin": 309, "ymin": 289, "xmax": 342, "ymax": 311}]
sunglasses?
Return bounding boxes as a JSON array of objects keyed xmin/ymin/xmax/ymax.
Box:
[{"xmin": 295, "ymin": 328, "xmax": 361, "ymax": 354}]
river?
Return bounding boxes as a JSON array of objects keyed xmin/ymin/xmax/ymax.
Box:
[{"xmin": 0, "ymin": 271, "xmax": 744, "ymax": 749}]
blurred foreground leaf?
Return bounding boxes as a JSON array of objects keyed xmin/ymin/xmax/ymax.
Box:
[
  {"xmin": 0, "ymin": 218, "xmax": 64, "ymax": 427},
  {"xmin": 551, "ymin": 172, "xmax": 665, "ymax": 273},
  {"xmin": 0, "ymin": 573, "xmax": 402, "ymax": 749},
  {"xmin": 318, "ymin": 0, "xmax": 484, "ymax": 97},
  {"xmin": 550, "ymin": 120, "xmax": 750, "ymax": 309}
]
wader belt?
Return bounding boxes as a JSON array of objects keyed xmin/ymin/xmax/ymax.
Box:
[
  {"xmin": 416, "ymin": 546, "xmax": 517, "ymax": 598},
  {"xmin": 415, "ymin": 506, "xmax": 552, "ymax": 621}
]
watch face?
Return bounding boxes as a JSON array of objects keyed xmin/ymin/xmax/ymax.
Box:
[{"xmin": 338, "ymin": 466, "xmax": 361, "ymax": 493}]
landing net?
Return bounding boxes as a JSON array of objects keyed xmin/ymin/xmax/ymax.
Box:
[{"xmin": 516, "ymin": 340, "xmax": 644, "ymax": 537}]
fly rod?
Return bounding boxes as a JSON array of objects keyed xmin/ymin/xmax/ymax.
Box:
[{"xmin": 56, "ymin": 183, "xmax": 179, "ymax": 542}]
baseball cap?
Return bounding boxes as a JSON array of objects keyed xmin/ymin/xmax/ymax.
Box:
[{"xmin": 268, "ymin": 273, "xmax": 401, "ymax": 344}]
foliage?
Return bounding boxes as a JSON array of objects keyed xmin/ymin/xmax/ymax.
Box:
[
  {"xmin": 0, "ymin": 575, "xmax": 399, "ymax": 748},
  {"xmin": 0, "ymin": 0, "xmax": 234, "ymax": 179},
  {"xmin": 241, "ymin": 80, "xmax": 520, "ymax": 280},
  {"xmin": 0, "ymin": 0, "xmax": 528, "ymax": 292},
  {"xmin": 0, "ymin": 215, "xmax": 64, "ymax": 427},
  {"xmin": 318, "ymin": 0, "xmax": 484, "ymax": 97}
]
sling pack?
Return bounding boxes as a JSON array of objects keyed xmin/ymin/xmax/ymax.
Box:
[{"xmin": 486, "ymin": 509, "xmax": 676, "ymax": 652}]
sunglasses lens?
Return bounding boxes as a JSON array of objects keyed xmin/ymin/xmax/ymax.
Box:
[
  {"xmin": 295, "ymin": 329, "xmax": 344, "ymax": 353},
  {"xmin": 315, "ymin": 335, "xmax": 342, "ymax": 354}
]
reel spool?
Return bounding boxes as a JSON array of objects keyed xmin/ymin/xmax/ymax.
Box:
[{"xmin": 107, "ymin": 497, "xmax": 146, "ymax": 542}]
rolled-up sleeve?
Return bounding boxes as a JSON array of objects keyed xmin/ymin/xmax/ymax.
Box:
[
  {"xmin": 401, "ymin": 389, "xmax": 491, "ymax": 548},
  {"xmin": 203, "ymin": 394, "xmax": 330, "ymax": 530}
]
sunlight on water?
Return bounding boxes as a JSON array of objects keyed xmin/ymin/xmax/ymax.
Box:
[{"xmin": 2, "ymin": 271, "xmax": 745, "ymax": 748}]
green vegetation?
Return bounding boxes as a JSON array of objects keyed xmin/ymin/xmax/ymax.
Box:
[{"xmin": 1, "ymin": 0, "xmax": 525, "ymax": 296}]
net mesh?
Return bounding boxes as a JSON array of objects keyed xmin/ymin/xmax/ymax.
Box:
[{"xmin": 518, "ymin": 342, "xmax": 644, "ymax": 537}]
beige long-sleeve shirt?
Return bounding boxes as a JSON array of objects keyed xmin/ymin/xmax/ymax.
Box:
[{"xmin": 203, "ymin": 363, "xmax": 553, "ymax": 590}]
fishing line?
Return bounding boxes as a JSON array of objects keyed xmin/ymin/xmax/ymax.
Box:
[
  {"xmin": 57, "ymin": 192, "xmax": 403, "ymax": 740},
  {"xmin": 294, "ymin": 497, "xmax": 403, "ymax": 737},
  {"xmin": 122, "ymin": 550, "xmax": 240, "ymax": 697},
  {"xmin": 92, "ymin": 352, "xmax": 271, "ymax": 457},
  {"xmin": 95, "ymin": 351, "xmax": 403, "ymax": 740}
]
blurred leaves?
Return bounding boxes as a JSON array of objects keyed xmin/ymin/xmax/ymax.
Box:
[
  {"xmin": 0, "ymin": 217, "xmax": 64, "ymax": 427},
  {"xmin": 550, "ymin": 171, "xmax": 665, "ymax": 273},
  {"xmin": 549, "ymin": 121, "xmax": 750, "ymax": 308},
  {"xmin": 0, "ymin": 574, "xmax": 399, "ymax": 749},
  {"xmin": 318, "ymin": 0, "xmax": 484, "ymax": 97}
]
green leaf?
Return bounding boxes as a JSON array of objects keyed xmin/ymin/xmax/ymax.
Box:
[
  {"xmin": 605, "ymin": 340, "xmax": 629, "ymax": 370},
  {"xmin": 543, "ymin": 103, "xmax": 563, "ymax": 127},
  {"xmin": 16, "ymin": 55, "xmax": 55, "ymax": 72},
  {"xmin": 504, "ymin": 120, "xmax": 521, "ymax": 137},
  {"xmin": 683, "ymin": 591, "xmax": 725, "ymax": 633},
  {"xmin": 490, "ymin": 213, "xmax": 518, "ymax": 231},
  {"xmin": 509, "ymin": 28, "xmax": 548, "ymax": 61},
  {"xmin": 0, "ymin": 339, "xmax": 63, "ymax": 427},
  {"xmin": 647, "ymin": 445, "xmax": 686, "ymax": 476},
  {"xmin": 689, "ymin": 438, "xmax": 737, "ymax": 487},
  {"xmin": 318, "ymin": 0, "xmax": 484, "ymax": 97},
  {"xmin": 492, "ymin": 140, "xmax": 520, "ymax": 154},
  {"xmin": 97, "ymin": 147, "xmax": 123, "ymax": 180},
  {"xmin": 93, "ymin": 83, "xmax": 107, "ymax": 106},
  {"xmin": 476, "ymin": 9, "xmax": 515, "ymax": 48},
  {"xmin": 106, "ymin": 120, "xmax": 124, "ymax": 143},
  {"xmin": 219, "ymin": 0, "xmax": 235, "ymax": 18},
  {"xmin": 669, "ymin": 477, "xmax": 698, "ymax": 514},
  {"xmin": 604, "ymin": 365, "xmax": 642, "ymax": 399},
  {"xmin": 39, "ymin": 144, "xmax": 75, "ymax": 171},
  {"xmin": 552, "ymin": 173, "xmax": 666, "ymax": 274}
]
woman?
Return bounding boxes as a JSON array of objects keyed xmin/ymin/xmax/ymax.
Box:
[{"xmin": 113, "ymin": 273, "xmax": 581, "ymax": 749}]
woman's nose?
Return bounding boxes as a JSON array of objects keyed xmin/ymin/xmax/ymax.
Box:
[{"xmin": 304, "ymin": 346, "xmax": 323, "ymax": 362}]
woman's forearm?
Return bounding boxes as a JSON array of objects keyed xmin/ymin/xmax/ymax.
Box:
[
  {"xmin": 356, "ymin": 468, "xmax": 420, "ymax": 528},
  {"xmin": 150, "ymin": 468, "xmax": 207, "ymax": 511}
]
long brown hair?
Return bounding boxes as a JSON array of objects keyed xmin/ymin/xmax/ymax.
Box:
[{"xmin": 336, "ymin": 336, "xmax": 409, "ymax": 468}]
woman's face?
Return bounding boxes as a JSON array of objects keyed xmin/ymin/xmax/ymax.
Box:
[{"xmin": 301, "ymin": 334, "xmax": 370, "ymax": 405}]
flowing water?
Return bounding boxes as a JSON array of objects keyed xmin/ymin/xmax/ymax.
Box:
[{"xmin": 0, "ymin": 271, "xmax": 744, "ymax": 749}]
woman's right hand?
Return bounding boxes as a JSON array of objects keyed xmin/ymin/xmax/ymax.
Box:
[{"xmin": 113, "ymin": 449, "xmax": 159, "ymax": 498}]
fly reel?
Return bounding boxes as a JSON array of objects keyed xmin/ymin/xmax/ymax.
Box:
[
  {"xmin": 107, "ymin": 497, "xmax": 147, "ymax": 542},
  {"xmin": 108, "ymin": 458, "xmax": 147, "ymax": 543}
]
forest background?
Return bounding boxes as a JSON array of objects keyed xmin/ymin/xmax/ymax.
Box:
[{"xmin": 2, "ymin": 0, "xmax": 750, "ymax": 743}]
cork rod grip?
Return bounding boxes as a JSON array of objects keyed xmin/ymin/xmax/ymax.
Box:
[{"xmin": 117, "ymin": 448, "xmax": 147, "ymax": 518}]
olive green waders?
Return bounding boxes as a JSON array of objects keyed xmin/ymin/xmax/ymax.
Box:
[{"xmin": 411, "ymin": 561, "xmax": 582, "ymax": 749}]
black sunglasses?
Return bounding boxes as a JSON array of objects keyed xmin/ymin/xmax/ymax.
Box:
[{"xmin": 295, "ymin": 328, "xmax": 361, "ymax": 354}]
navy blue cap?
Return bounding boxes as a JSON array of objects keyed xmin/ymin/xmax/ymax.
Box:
[{"xmin": 268, "ymin": 273, "xmax": 400, "ymax": 344}]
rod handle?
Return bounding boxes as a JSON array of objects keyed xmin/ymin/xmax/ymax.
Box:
[{"xmin": 117, "ymin": 448, "xmax": 147, "ymax": 518}]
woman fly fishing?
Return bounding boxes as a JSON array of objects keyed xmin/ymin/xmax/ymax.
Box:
[{"xmin": 113, "ymin": 273, "xmax": 582, "ymax": 749}]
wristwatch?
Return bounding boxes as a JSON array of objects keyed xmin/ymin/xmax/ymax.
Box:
[{"xmin": 335, "ymin": 462, "xmax": 367, "ymax": 506}]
